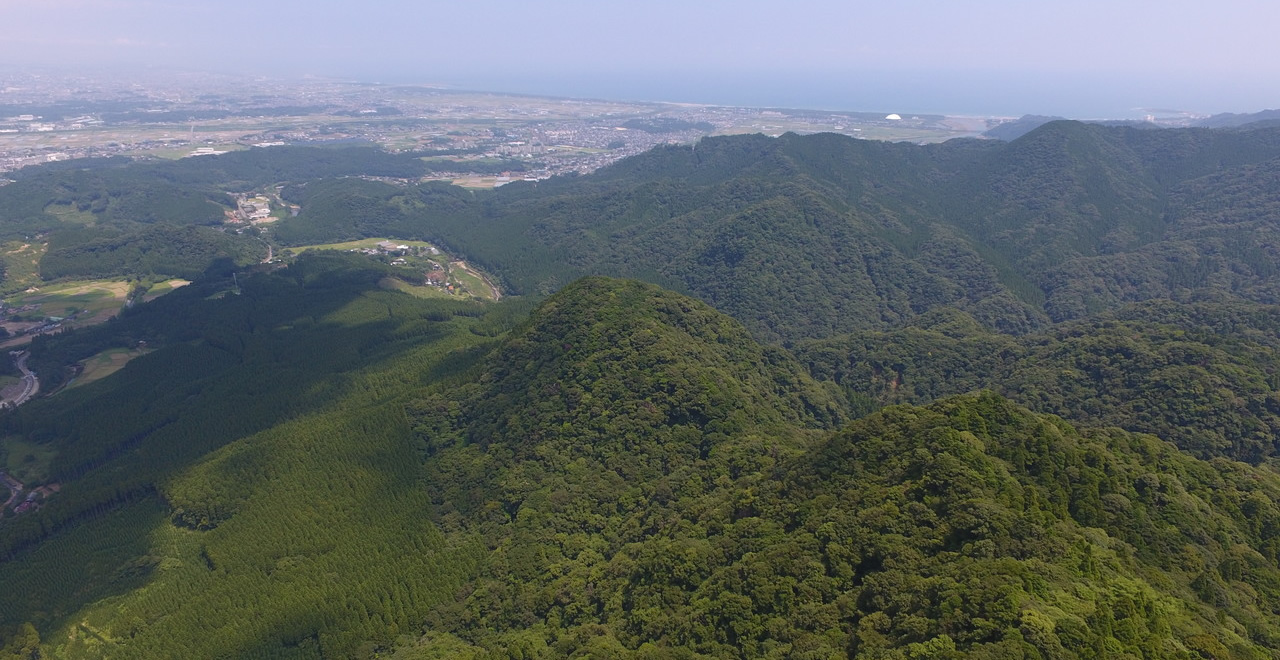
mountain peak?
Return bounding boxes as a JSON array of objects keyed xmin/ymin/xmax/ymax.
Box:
[{"xmin": 463, "ymin": 277, "xmax": 844, "ymax": 459}]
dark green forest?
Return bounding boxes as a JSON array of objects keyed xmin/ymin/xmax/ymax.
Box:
[
  {"xmin": 4, "ymin": 124, "xmax": 1280, "ymax": 658},
  {"xmin": 263, "ymin": 122, "xmax": 1280, "ymax": 342}
]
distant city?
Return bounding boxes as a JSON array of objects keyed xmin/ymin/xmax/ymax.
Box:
[
  {"xmin": 0, "ymin": 70, "xmax": 1249, "ymax": 185},
  {"xmin": 0, "ymin": 70, "xmax": 1002, "ymax": 182}
]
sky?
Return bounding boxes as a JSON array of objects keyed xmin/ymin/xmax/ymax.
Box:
[{"xmin": 1, "ymin": 0, "xmax": 1278, "ymax": 117}]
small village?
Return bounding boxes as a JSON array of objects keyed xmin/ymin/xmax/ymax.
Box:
[
  {"xmin": 350, "ymin": 240, "xmax": 498, "ymax": 299},
  {"xmin": 0, "ymin": 469, "xmax": 57, "ymax": 518},
  {"xmin": 0, "ymin": 300, "xmax": 71, "ymax": 342},
  {"xmin": 227, "ymin": 189, "xmax": 298, "ymax": 224}
]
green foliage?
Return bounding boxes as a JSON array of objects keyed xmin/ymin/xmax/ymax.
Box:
[
  {"xmin": 14, "ymin": 126, "xmax": 1280, "ymax": 342},
  {"xmin": 796, "ymin": 299, "xmax": 1280, "ymax": 463},
  {"xmin": 0, "ymin": 146, "xmax": 427, "ymax": 285},
  {"xmin": 0, "ymin": 252, "xmax": 507, "ymax": 658},
  {"xmin": 38, "ymin": 224, "xmax": 266, "ymax": 280},
  {"xmin": 403, "ymin": 281, "xmax": 1280, "ymax": 658},
  {"xmin": 7, "ymin": 123, "xmax": 1280, "ymax": 659},
  {"xmin": 418, "ymin": 335, "xmax": 1280, "ymax": 659},
  {"xmin": 270, "ymin": 125, "xmax": 1280, "ymax": 343},
  {"xmin": 5, "ymin": 269, "xmax": 1280, "ymax": 657}
]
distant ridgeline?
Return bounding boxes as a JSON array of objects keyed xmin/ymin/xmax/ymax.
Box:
[
  {"xmin": 5, "ymin": 123, "xmax": 1280, "ymax": 657},
  {"xmin": 4, "ymin": 123, "xmax": 1280, "ymax": 337},
  {"xmin": 268, "ymin": 121, "xmax": 1280, "ymax": 343}
]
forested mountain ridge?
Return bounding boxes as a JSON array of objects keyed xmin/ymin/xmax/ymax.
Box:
[
  {"xmin": 5, "ymin": 119, "xmax": 1280, "ymax": 658},
  {"xmin": 270, "ymin": 121, "xmax": 1280, "ymax": 342},
  {"xmin": 408, "ymin": 280, "xmax": 1280, "ymax": 658},
  {"xmin": 6, "ymin": 123, "xmax": 1280, "ymax": 339},
  {"xmin": 796, "ymin": 299, "xmax": 1280, "ymax": 464},
  {"xmin": 3, "ymin": 266, "xmax": 1280, "ymax": 657}
]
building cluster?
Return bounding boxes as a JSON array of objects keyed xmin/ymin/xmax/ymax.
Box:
[
  {"xmin": 0, "ymin": 70, "xmax": 993, "ymax": 178},
  {"xmin": 231, "ymin": 194, "xmax": 275, "ymax": 223},
  {"xmin": 0, "ymin": 469, "xmax": 59, "ymax": 516}
]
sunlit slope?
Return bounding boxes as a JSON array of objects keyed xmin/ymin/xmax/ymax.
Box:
[
  {"xmin": 6, "ymin": 269, "xmax": 1280, "ymax": 657},
  {"xmin": 0, "ymin": 253, "xmax": 506, "ymax": 658},
  {"xmin": 422, "ymin": 387, "xmax": 1280, "ymax": 658}
]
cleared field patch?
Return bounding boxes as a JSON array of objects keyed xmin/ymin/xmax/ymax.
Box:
[
  {"xmin": 19, "ymin": 281, "xmax": 130, "ymax": 321},
  {"xmin": 44, "ymin": 202, "xmax": 97, "ymax": 226},
  {"xmin": 378, "ymin": 276, "xmax": 452, "ymax": 299},
  {"xmin": 0, "ymin": 241, "xmax": 48, "ymax": 295},
  {"xmin": 147, "ymin": 143, "xmax": 248, "ymax": 160},
  {"xmin": 450, "ymin": 267, "xmax": 495, "ymax": 301},
  {"xmin": 23, "ymin": 280, "xmax": 131, "ymax": 300},
  {"xmin": 0, "ymin": 280, "xmax": 130, "ymax": 347},
  {"xmin": 289, "ymin": 238, "xmax": 441, "ymax": 253},
  {"xmin": 142, "ymin": 279, "xmax": 191, "ymax": 302},
  {"xmin": 70, "ymin": 347, "xmax": 151, "ymax": 390},
  {"xmin": 2, "ymin": 435, "xmax": 57, "ymax": 484},
  {"xmin": 450, "ymin": 176, "xmax": 503, "ymax": 189}
]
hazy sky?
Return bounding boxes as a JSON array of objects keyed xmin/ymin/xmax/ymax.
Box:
[{"xmin": 2, "ymin": 0, "xmax": 1277, "ymax": 116}]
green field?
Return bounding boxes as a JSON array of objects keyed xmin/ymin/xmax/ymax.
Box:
[
  {"xmin": 8, "ymin": 280, "xmax": 129, "ymax": 321},
  {"xmin": 140, "ymin": 279, "xmax": 191, "ymax": 303},
  {"xmin": 0, "ymin": 241, "xmax": 47, "ymax": 295},
  {"xmin": 0, "ymin": 281, "xmax": 130, "ymax": 348},
  {"xmin": 43, "ymin": 203, "xmax": 97, "ymax": 226},
  {"xmin": 69, "ymin": 347, "xmax": 151, "ymax": 390},
  {"xmin": 450, "ymin": 267, "xmax": 494, "ymax": 301},
  {"xmin": 2, "ymin": 436, "xmax": 58, "ymax": 484},
  {"xmin": 287, "ymin": 238, "xmax": 441, "ymax": 253},
  {"xmin": 377, "ymin": 277, "xmax": 452, "ymax": 299}
]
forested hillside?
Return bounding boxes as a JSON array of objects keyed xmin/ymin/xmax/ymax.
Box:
[
  {"xmin": 8, "ymin": 123, "xmax": 1280, "ymax": 338},
  {"xmin": 0, "ymin": 146, "xmax": 427, "ymax": 285},
  {"xmin": 1, "ymin": 266, "xmax": 1280, "ymax": 657},
  {"xmin": 269, "ymin": 122, "xmax": 1280, "ymax": 343},
  {"xmin": 4, "ymin": 123, "xmax": 1280, "ymax": 658},
  {"xmin": 796, "ymin": 299, "xmax": 1280, "ymax": 463}
]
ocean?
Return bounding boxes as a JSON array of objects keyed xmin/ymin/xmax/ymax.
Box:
[{"xmin": 379, "ymin": 69, "xmax": 1271, "ymax": 120}]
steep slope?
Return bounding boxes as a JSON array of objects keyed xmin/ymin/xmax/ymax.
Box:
[
  {"xmin": 0, "ymin": 274, "xmax": 847, "ymax": 658},
  {"xmin": 7, "ymin": 271, "xmax": 1280, "ymax": 658},
  {"xmin": 271, "ymin": 123, "xmax": 1280, "ymax": 342},
  {"xmin": 419, "ymin": 386, "xmax": 1280, "ymax": 658},
  {"xmin": 403, "ymin": 279, "xmax": 1280, "ymax": 658},
  {"xmin": 419, "ymin": 275, "xmax": 847, "ymax": 541},
  {"xmin": 0, "ymin": 253, "xmax": 506, "ymax": 658},
  {"xmin": 782, "ymin": 393, "xmax": 1280, "ymax": 659},
  {"xmin": 797, "ymin": 299, "xmax": 1280, "ymax": 463},
  {"xmin": 279, "ymin": 133, "xmax": 1045, "ymax": 341}
]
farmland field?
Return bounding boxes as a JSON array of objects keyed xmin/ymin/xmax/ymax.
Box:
[{"xmin": 69, "ymin": 347, "xmax": 151, "ymax": 390}]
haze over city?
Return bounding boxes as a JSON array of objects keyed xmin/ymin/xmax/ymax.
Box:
[{"xmin": 2, "ymin": 0, "xmax": 1277, "ymax": 117}]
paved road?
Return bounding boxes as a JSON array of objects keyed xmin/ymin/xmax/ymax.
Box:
[
  {"xmin": 0, "ymin": 471, "xmax": 22, "ymax": 511},
  {"xmin": 5, "ymin": 351, "xmax": 38, "ymax": 407}
]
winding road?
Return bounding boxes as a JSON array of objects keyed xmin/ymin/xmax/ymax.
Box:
[
  {"xmin": 2, "ymin": 351, "xmax": 39, "ymax": 408},
  {"xmin": 0, "ymin": 471, "xmax": 22, "ymax": 511}
]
